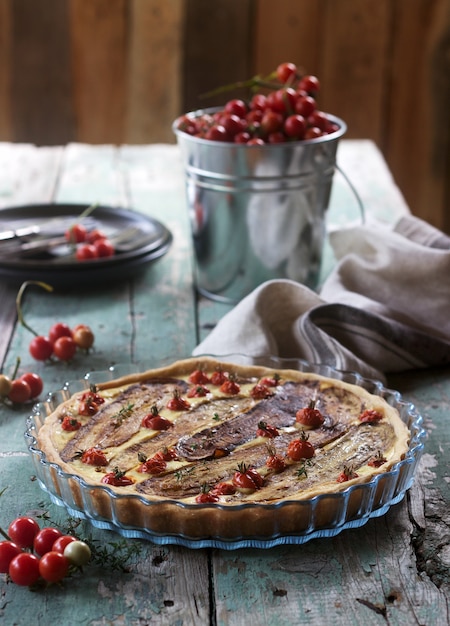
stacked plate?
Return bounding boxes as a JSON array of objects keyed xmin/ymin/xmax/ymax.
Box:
[{"xmin": 0, "ymin": 204, "xmax": 172, "ymax": 288}]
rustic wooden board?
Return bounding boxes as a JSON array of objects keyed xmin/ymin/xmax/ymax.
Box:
[
  {"xmin": 183, "ymin": 0, "xmax": 254, "ymax": 111},
  {"xmin": 125, "ymin": 0, "xmax": 184, "ymax": 143},
  {"xmin": 385, "ymin": 0, "xmax": 450, "ymax": 232},
  {"xmin": 68, "ymin": 0, "xmax": 128, "ymax": 144},
  {"xmin": 319, "ymin": 0, "xmax": 390, "ymax": 143},
  {"xmin": 9, "ymin": 0, "xmax": 75, "ymax": 145},
  {"xmin": 253, "ymin": 0, "xmax": 322, "ymax": 80},
  {"xmin": 0, "ymin": 0, "xmax": 12, "ymax": 141}
]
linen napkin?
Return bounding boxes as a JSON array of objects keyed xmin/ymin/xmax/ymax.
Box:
[{"xmin": 193, "ymin": 215, "xmax": 450, "ymax": 381}]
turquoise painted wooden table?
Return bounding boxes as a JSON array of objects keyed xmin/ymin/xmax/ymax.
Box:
[{"xmin": 0, "ymin": 141, "xmax": 448, "ymax": 625}]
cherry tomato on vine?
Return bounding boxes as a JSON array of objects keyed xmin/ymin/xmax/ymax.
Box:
[
  {"xmin": 8, "ymin": 516, "xmax": 40, "ymax": 548},
  {"xmin": 295, "ymin": 95, "xmax": 316, "ymax": 118},
  {"xmin": 0, "ymin": 541, "xmax": 22, "ymax": 573},
  {"xmin": 8, "ymin": 552, "xmax": 40, "ymax": 586},
  {"xmin": 65, "ymin": 223, "xmax": 87, "ymax": 244},
  {"xmin": 52, "ymin": 534, "xmax": 77, "ymax": 554},
  {"xmin": 284, "ymin": 114, "xmax": 306, "ymax": 139},
  {"xmin": 63, "ymin": 540, "xmax": 91, "ymax": 567},
  {"xmin": 76, "ymin": 243, "xmax": 98, "ymax": 261},
  {"xmin": 276, "ymin": 61, "xmax": 298, "ymax": 84},
  {"xmin": 72, "ymin": 325, "xmax": 95, "ymax": 350},
  {"xmin": 19, "ymin": 372, "xmax": 43, "ymax": 398},
  {"xmin": 224, "ymin": 99, "xmax": 247, "ymax": 118},
  {"xmin": 29, "ymin": 335, "xmax": 53, "ymax": 361},
  {"xmin": 39, "ymin": 551, "xmax": 69, "ymax": 583},
  {"xmin": 299, "ymin": 74, "xmax": 320, "ymax": 95},
  {"xmin": 204, "ymin": 125, "xmax": 228, "ymax": 141},
  {"xmin": 48, "ymin": 322, "xmax": 73, "ymax": 345},
  {"xmin": 0, "ymin": 374, "xmax": 12, "ymax": 397},
  {"xmin": 7, "ymin": 379, "xmax": 31, "ymax": 404},
  {"xmin": 33, "ymin": 527, "xmax": 63, "ymax": 556},
  {"xmin": 93, "ymin": 238, "xmax": 115, "ymax": 258},
  {"xmin": 53, "ymin": 336, "xmax": 77, "ymax": 361},
  {"xmin": 86, "ymin": 228, "xmax": 107, "ymax": 243}
]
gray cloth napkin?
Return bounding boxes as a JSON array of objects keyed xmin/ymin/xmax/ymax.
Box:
[{"xmin": 193, "ymin": 215, "xmax": 450, "ymax": 380}]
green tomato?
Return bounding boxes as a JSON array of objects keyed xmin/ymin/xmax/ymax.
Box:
[{"xmin": 63, "ymin": 540, "xmax": 91, "ymax": 566}]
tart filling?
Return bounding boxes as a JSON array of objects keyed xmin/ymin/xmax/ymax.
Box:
[{"xmin": 37, "ymin": 357, "xmax": 410, "ymax": 512}]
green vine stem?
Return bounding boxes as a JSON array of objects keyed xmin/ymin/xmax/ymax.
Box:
[
  {"xmin": 16, "ymin": 281, "xmax": 54, "ymax": 337},
  {"xmin": 199, "ymin": 71, "xmax": 286, "ymax": 100},
  {"xmin": 0, "ymin": 487, "xmax": 10, "ymax": 540}
]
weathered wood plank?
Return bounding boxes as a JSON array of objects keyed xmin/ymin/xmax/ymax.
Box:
[
  {"xmin": 0, "ymin": 0, "xmax": 12, "ymax": 141},
  {"xmin": 253, "ymin": 0, "xmax": 322, "ymax": 76},
  {"xmin": 68, "ymin": 0, "xmax": 128, "ymax": 144},
  {"xmin": 126, "ymin": 0, "xmax": 184, "ymax": 143},
  {"xmin": 385, "ymin": 0, "xmax": 450, "ymax": 231},
  {"xmin": 0, "ymin": 142, "xmax": 63, "ymax": 207},
  {"xmin": 183, "ymin": 0, "xmax": 254, "ymax": 111},
  {"xmin": 213, "ymin": 500, "xmax": 448, "ymax": 626},
  {"xmin": 320, "ymin": 0, "xmax": 390, "ymax": 143},
  {"xmin": 10, "ymin": 0, "xmax": 75, "ymax": 145}
]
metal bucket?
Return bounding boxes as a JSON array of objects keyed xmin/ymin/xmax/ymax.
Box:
[{"xmin": 173, "ymin": 109, "xmax": 347, "ymax": 303}]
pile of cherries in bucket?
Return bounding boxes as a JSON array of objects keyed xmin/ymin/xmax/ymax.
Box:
[{"xmin": 175, "ymin": 62, "xmax": 340, "ymax": 144}]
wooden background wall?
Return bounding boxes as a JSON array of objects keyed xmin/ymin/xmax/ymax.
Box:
[{"xmin": 0, "ymin": 0, "xmax": 449, "ymax": 233}]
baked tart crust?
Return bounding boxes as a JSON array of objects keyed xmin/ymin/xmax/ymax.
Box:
[{"xmin": 35, "ymin": 357, "xmax": 411, "ymax": 539}]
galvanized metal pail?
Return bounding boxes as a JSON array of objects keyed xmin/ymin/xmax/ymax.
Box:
[{"xmin": 173, "ymin": 109, "xmax": 347, "ymax": 304}]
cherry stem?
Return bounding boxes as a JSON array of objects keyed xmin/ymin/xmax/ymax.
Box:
[
  {"xmin": 11, "ymin": 356, "xmax": 20, "ymax": 381},
  {"xmin": 200, "ymin": 72, "xmax": 283, "ymax": 100},
  {"xmin": 16, "ymin": 280, "xmax": 54, "ymax": 337},
  {"xmin": 67, "ymin": 202, "xmax": 98, "ymax": 246}
]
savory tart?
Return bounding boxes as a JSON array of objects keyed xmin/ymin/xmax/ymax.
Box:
[{"xmin": 36, "ymin": 357, "xmax": 410, "ymax": 539}]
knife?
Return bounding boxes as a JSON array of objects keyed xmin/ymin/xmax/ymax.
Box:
[
  {"xmin": 0, "ymin": 216, "xmax": 97, "ymax": 243},
  {"xmin": 0, "ymin": 226, "xmax": 164, "ymax": 257}
]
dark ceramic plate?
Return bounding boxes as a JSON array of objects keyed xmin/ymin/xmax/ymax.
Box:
[{"xmin": 0, "ymin": 203, "xmax": 172, "ymax": 288}]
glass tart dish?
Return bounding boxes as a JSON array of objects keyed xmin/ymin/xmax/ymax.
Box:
[{"xmin": 24, "ymin": 356, "xmax": 426, "ymax": 549}]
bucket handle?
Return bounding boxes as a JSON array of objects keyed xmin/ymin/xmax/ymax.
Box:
[{"xmin": 335, "ymin": 164, "xmax": 366, "ymax": 224}]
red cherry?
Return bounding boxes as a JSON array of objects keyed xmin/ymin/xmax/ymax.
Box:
[
  {"xmin": 48, "ymin": 322, "xmax": 73, "ymax": 345},
  {"xmin": 53, "ymin": 336, "xmax": 77, "ymax": 361},
  {"xmin": 29, "ymin": 335, "xmax": 53, "ymax": 361},
  {"xmin": 19, "ymin": 372, "xmax": 43, "ymax": 398},
  {"xmin": 8, "ymin": 379, "xmax": 31, "ymax": 404}
]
